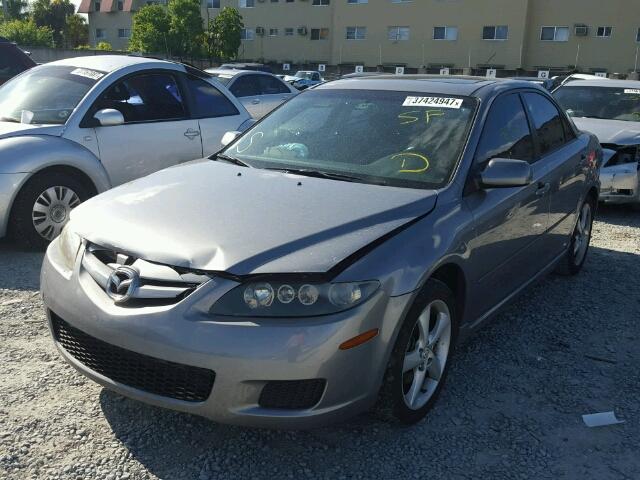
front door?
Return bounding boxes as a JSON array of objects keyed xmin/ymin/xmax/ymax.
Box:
[{"xmin": 91, "ymin": 71, "xmax": 203, "ymax": 186}]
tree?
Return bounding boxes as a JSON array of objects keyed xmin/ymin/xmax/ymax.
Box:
[
  {"xmin": 0, "ymin": 19, "xmax": 54, "ymax": 46},
  {"xmin": 31, "ymin": 0, "xmax": 75, "ymax": 47},
  {"xmin": 1, "ymin": 0, "xmax": 28, "ymax": 20},
  {"xmin": 128, "ymin": 4, "xmax": 170, "ymax": 54},
  {"xmin": 168, "ymin": 0, "xmax": 203, "ymax": 57},
  {"xmin": 63, "ymin": 14, "xmax": 88, "ymax": 48},
  {"xmin": 206, "ymin": 7, "xmax": 243, "ymax": 61}
]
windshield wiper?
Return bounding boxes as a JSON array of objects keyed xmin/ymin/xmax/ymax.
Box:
[
  {"xmin": 264, "ymin": 167, "xmax": 360, "ymax": 183},
  {"xmin": 212, "ymin": 153, "xmax": 250, "ymax": 167}
]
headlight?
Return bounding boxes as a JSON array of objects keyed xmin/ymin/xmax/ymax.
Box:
[
  {"xmin": 211, "ymin": 280, "xmax": 380, "ymax": 317},
  {"xmin": 57, "ymin": 223, "xmax": 82, "ymax": 270}
]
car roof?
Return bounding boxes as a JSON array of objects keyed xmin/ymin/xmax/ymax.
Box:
[
  {"xmin": 44, "ymin": 55, "xmax": 177, "ymax": 73},
  {"xmin": 207, "ymin": 68, "xmax": 270, "ymax": 76},
  {"xmin": 560, "ymin": 78, "xmax": 640, "ymax": 88},
  {"xmin": 318, "ymin": 75, "xmax": 533, "ymax": 97}
]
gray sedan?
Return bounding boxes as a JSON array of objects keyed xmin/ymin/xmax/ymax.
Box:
[{"xmin": 41, "ymin": 76, "xmax": 600, "ymax": 428}]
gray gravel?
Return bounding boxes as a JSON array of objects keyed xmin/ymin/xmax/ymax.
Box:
[{"xmin": 1, "ymin": 205, "xmax": 639, "ymax": 480}]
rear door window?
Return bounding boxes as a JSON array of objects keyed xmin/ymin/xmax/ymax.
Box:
[
  {"xmin": 257, "ymin": 74, "xmax": 291, "ymax": 95},
  {"xmin": 185, "ymin": 75, "xmax": 239, "ymax": 118},
  {"xmin": 475, "ymin": 93, "xmax": 535, "ymax": 166},
  {"xmin": 229, "ymin": 75, "xmax": 261, "ymax": 97},
  {"xmin": 522, "ymin": 92, "xmax": 567, "ymax": 156}
]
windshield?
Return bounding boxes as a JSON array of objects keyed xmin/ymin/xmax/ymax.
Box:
[
  {"xmin": 0, "ymin": 64, "xmax": 102, "ymax": 125},
  {"xmin": 554, "ymin": 85, "xmax": 640, "ymax": 122},
  {"xmin": 295, "ymin": 71, "xmax": 313, "ymax": 80},
  {"xmin": 221, "ymin": 89, "xmax": 477, "ymax": 189}
]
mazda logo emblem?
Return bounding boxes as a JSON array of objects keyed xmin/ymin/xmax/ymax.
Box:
[{"xmin": 106, "ymin": 266, "xmax": 139, "ymax": 303}]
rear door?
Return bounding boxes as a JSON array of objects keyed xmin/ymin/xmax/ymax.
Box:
[
  {"xmin": 521, "ymin": 91, "xmax": 589, "ymax": 257},
  {"xmin": 228, "ymin": 74, "xmax": 263, "ymax": 118},
  {"xmin": 465, "ymin": 92, "xmax": 552, "ymax": 317},
  {"xmin": 181, "ymin": 74, "xmax": 247, "ymax": 154},
  {"xmin": 90, "ymin": 71, "xmax": 203, "ymax": 186},
  {"xmin": 253, "ymin": 74, "xmax": 296, "ymax": 117}
]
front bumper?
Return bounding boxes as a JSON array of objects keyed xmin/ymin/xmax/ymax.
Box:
[
  {"xmin": 41, "ymin": 242, "xmax": 413, "ymax": 428},
  {"xmin": 0, "ymin": 172, "xmax": 29, "ymax": 237},
  {"xmin": 599, "ymin": 164, "xmax": 640, "ymax": 205}
]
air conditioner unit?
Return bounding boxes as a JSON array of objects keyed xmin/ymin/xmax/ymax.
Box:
[
  {"xmin": 297, "ymin": 26, "xmax": 308, "ymax": 36},
  {"xmin": 256, "ymin": 26, "xmax": 265, "ymax": 36},
  {"xmin": 575, "ymin": 25, "xmax": 589, "ymax": 36}
]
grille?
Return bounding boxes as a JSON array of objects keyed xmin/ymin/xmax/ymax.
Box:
[
  {"xmin": 51, "ymin": 313, "xmax": 215, "ymax": 402},
  {"xmin": 259, "ymin": 379, "xmax": 326, "ymax": 409}
]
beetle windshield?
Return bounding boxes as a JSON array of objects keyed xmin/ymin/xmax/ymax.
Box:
[
  {"xmin": 222, "ymin": 89, "xmax": 477, "ymax": 189},
  {"xmin": 0, "ymin": 64, "xmax": 103, "ymax": 125},
  {"xmin": 554, "ymin": 85, "xmax": 640, "ymax": 122}
]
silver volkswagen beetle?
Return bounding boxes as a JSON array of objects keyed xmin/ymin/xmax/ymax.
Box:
[
  {"xmin": 0, "ymin": 55, "xmax": 252, "ymax": 248},
  {"xmin": 41, "ymin": 76, "xmax": 601, "ymax": 428}
]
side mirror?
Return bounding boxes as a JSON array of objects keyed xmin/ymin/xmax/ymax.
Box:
[
  {"xmin": 221, "ymin": 130, "xmax": 241, "ymax": 146},
  {"xmin": 93, "ymin": 108, "xmax": 124, "ymax": 127},
  {"xmin": 480, "ymin": 158, "xmax": 533, "ymax": 188}
]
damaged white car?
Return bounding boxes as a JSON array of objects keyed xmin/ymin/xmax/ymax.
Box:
[{"xmin": 555, "ymin": 79, "xmax": 640, "ymax": 208}]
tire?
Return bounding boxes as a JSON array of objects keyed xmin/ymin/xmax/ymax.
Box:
[
  {"xmin": 10, "ymin": 172, "xmax": 90, "ymax": 250},
  {"xmin": 376, "ymin": 279, "xmax": 458, "ymax": 425},
  {"xmin": 555, "ymin": 196, "xmax": 595, "ymax": 276}
]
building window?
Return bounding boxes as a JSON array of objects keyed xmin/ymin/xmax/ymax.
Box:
[
  {"xmin": 637, "ymin": 27, "xmax": 640, "ymax": 42},
  {"xmin": 540, "ymin": 26, "xmax": 569, "ymax": 41},
  {"xmin": 312, "ymin": 0, "xmax": 329, "ymax": 5},
  {"xmin": 347, "ymin": 0, "xmax": 367, "ymax": 3},
  {"xmin": 433, "ymin": 26, "xmax": 458, "ymax": 41},
  {"xmin": 482, "ymin": 25, "xmax": 508, "ymax": 40},
  {"xmin": 269, "ymin": 28, "xmax": 278, "ymax": 36},
  {"xmin": 241, "ymin": 28, "xmax": 255, "ymax": 40},
  {"xmin": 94, "ymin": 0, "xmax": 100, "ymax": 11},
  {"xmin": 310, "ymin": 28, "xmax": 329, "ymax": 40},
  {"xmin": 118, "ymin": 28, "xmax": 130, "ymax": 38},
  {"xmin": 95, "ymin": 28, "xmax": 105, "ymax": 39},
  {"xmin": 239, "ymin": 0, "xmax": 254, "ymax": 7},
  {"xmin": 596, "ymin": 26, "xmax": 612, "ymax": 38},
  {"xmin": 207, "ymin": 0, "xmax": 220, "ymax": 7},
  {"xmin": 346, "ymin": 26, "xmax": 367, "ymax": 40},
  {"xmin": 117, "ymin": 0, "xmax": 123, "ymax": 9},
  {"xmin": 271, "ymin": 0, "xmax": 278, "ymax": 2},
  {"xmin": 285, "ymin": 27, "xmax": 294, "ymax": 36},
  {"xmin": 388, "ymin": 26, "xmax": 410, "ymax": 41}
]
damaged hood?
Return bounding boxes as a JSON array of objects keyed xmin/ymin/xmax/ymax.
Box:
[
  {"xmin": 0, "ymin": 122, "xmax": 64, "ymax": 140},
  {"xmin": 71, "ymin": 161, "xmax": 438, "ymax": 275},
  {"xmin": 572, "ymin": 117, "xmax": 640, "ymax": 145}
]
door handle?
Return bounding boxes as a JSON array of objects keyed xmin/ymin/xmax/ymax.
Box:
[
  {"xmin": 184, "ymin": 128, "xmax": 200, "ymax": 140},
  {"xmin": 251, "ymin": 99, "xmax": 261, "ymax": 105},
  {"xmin": 535, "ymin": 182, "xmax": 551, "ymax": 197}
]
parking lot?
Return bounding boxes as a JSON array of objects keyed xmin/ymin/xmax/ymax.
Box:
[{"xmin": 0, "ymin": 205, "xmax": 637, "ymax": 480}]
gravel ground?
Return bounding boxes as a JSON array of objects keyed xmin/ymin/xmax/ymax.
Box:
[{"xmin": 1, "ymin": 205, "xmax": 639, "ymax": 480}]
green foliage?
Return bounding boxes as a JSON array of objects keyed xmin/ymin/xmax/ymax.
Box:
[
  {"xmin": 168, "ymin": 0, "xmax": 203, "ymax": 57},
  {"xmin": 75, "ymin": 44, "xmax": 91, "ymax": 50},
  {"xmin": 1, "ymin": 0, "xmax": 28, "ymax": 20},
  {"xmin": 128, "ymin": 4, "xmax": 170, "ymax": 54},
  {"xmin": 30, "ymin": 0, "xmax": 75, "ymax": 47},
  {"xmin": 205, "ymin": 7, "xmax": 243, "ymax": 60},
  {"xmin": 63, "ymin": 14, "xmax": 88, "ymax": 48},
  {"xmin": 95, "ymin": 41, "xmax": 112, "ymax": 51},
  {"xmin": 0, "ymin": 19, "xmax": 54, "ymax": 47}
]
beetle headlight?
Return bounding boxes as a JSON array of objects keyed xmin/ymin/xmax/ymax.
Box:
[
  {"xmin": 57, "ymin": 223, "xmax": 82, "ymax": 270},
  {"xmin": 211, "ymin": 280, "xmax": 380, "ymax": 317}
]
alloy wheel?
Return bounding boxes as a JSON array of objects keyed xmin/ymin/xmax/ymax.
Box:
[
  {"xmin": 402, "ymin": 299, "xmax": 452, "ymax": 410},
  {"xmin": 573, "ymin": 202, "xmax": 592, "ymax": 265},
  {"xmin": 31, "ymin": 186, "xmax": 81, "ymax": 240}
]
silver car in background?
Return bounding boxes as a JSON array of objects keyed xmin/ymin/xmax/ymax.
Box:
[
  {"xmin": 206, "ymin": 68, "xmax": 298, "ymax": 119},
  {"xmin": 0, "ymin": 55, "xmax": 252, "ymax": 248},
  {"xmin": 554, "ymin": 79, "xmax": 640, "ymax": 208},
  {"xmin": 42, "ymin": 76, "xmax": 600, "ymax": 428}
]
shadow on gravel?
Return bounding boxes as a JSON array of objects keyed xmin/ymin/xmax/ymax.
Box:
[
  {"xmin": 98, "ymin": 242, "xmax": 640, "ymax": 480},
  {"xmin": 595, "ymin": 204, "xmax": 640, "ymax": 228},
  {"xmin": 0, "ymin": 240, "xmax": 44, "ymax": 291}
]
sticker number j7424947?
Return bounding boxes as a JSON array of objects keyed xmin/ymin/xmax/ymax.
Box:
[{"xmin": 402, "ymin": 96, "xmax": 463, "ymax": 109}]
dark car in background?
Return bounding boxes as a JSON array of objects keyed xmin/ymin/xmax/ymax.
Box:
[{"xmin": 0, "ymin": 37, "xmax": 36, "ymax": 85}]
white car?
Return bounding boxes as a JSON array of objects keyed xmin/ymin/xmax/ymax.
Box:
[
  {"xmin": 205, "ymin": 69, "xmax": 298, "ymax": 119},
  {"xmin": 0, "ymin": 55, "xmax": 252, "ymax": 248}
]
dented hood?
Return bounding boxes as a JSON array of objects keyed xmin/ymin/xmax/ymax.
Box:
[
  {"xmin": 572, "ymin": 117, "xmax": 640, "ymax": 145},
  {"xmin": 71, "ymin": 161, "xmax": 438, "ymax": 274}
]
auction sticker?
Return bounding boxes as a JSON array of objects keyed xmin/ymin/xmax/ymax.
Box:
[
  {"xmin": 403, "ymin": 96, "xmax": 463, "ymax": 109},
  {"xmin": 71, "ymin": 68, "xmax": 105, "ymax": 80},
  {"xmin": 624, "ymin": 89, "xmax": 640, "ymax": 94}
]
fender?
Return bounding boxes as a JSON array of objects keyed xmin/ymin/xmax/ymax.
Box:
[{"xmin": 0, "ymin": 135, "xmax": 112, "ymax": 236}]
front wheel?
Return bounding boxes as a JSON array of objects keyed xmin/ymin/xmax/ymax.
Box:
[
  {"xmin": 10, "ymin": 172, "xmax": 90, "ymax": 250},
  {"xmin": 555, "ymin": 197, "xmax": 595, "ymax": 276},
  {"xmin": 377, "ymin": 279, "xmax": 458, "ymax": 424}
]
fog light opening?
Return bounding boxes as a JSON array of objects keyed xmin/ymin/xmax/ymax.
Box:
[{"xmin": 339, "ymin": 328, "xmax": 380, "ymax": 350}]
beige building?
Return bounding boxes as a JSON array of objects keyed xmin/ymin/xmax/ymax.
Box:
[{"xmin": 82, "ymin": 0, "xmax": 640, "ymax": 74}]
